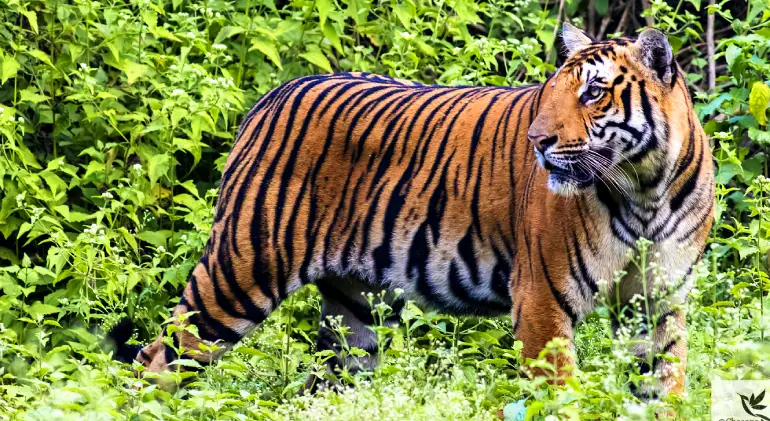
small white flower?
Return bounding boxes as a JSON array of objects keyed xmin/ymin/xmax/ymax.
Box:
[
  {"xmin": 18, "ymin": 117, "xmax": 24, "ymax": 123},
  {"xmin": 215, "ymin": 12, "xmax": 221, "ymax": 18},
  {"xmin": 186, "ymin": 31, "xmax": 196, "ymax": 38},
  {"xmin": 171, "ymin": 89, "xmax": 185, "ymax": 96},
  {"xmin": 80, "ymin": 63, "xmax": 88, "ymax": 70},
  {"xmin": 101, "ymin": 192, "xmax": 114, "ymax": 199},
  {"xmin": 9, "ymin": 116, "xmax": 14, "ymax": 121},
  {"xmin": 132, "ymin": 163, "xmax": 142, "ymax": 171},
  {"xmin": 213, "ymin": 43, "xmax": 227, "ymax": 51},
  {"xmin": 158, "ymin": 246, "xmax": 166, "ymax": 253}
]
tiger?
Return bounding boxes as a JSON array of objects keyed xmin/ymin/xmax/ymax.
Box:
[{"xmin": 108, "ymin": 23, "xmax": 714, "ymax": 399}]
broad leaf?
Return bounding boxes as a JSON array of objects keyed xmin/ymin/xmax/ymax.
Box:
[
  {"xmin": 749, "ymin": 82, "xmax": 770, "ymax": 126},
  {"xmin": 300, "ymin": 50, "xmax": 332, "ymax": 72},
  {"xmin": 250, "ymin": 39, "xmax": 282, "ymax": 69}
]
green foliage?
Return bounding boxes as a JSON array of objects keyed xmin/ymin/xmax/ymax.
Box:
[{"xmin": 0, "ymin": 0, "xmax": 769, "ymax": 419}]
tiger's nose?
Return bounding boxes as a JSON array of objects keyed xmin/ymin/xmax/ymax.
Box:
[{"xmin": 528, "ymin": 132, "xmax": 558, "ymax": 154}]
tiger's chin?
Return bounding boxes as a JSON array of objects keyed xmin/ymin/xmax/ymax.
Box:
[{"xmin": 547, "ymin": 169, "xmax": 594, "ymax": 197}]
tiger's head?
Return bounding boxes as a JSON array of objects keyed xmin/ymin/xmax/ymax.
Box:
[{"xmin": 529, "ymin": 23, "xmax": 684, "ymax": 197}]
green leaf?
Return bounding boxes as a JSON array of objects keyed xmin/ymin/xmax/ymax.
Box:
[
  {"xmin": 322, "ymin": 21, "xmax": 343, "ymax": 54},
  {"xmin": 316, "ymin": 0, "xmax": 333, "ymax": 25},
  {"xmin": 171, "ymin": 108, "xmax": 188, "ymax": 126},
  {"xmin": 0, "ymin": 247, "xmax": 18, "ymax": 264},
  {"xmin": 152, "ymin": 27, "xmax": 182, "ymax": 43},
  {"xmin": 738, "ymin": 244, "xmax": 758, "ymax": 260},
  {"xmin": 124, "ymin": 61, "xmax": 149, "ymax": 85},
  {"xmin": 27, "ymin": 302, "xmax": 61, "ymax": 320},
  {"xmin": 84, "ymin": 161, "xmax": 105, "ymax": 177},
  {"xmin": 393, "ymin": 2, "xmax": 415, "ymax": 27},
  {"xmin": 148, "ymin": 154, "xmax": 171, "ymax": 185},
  {"xmin": 173, "ymin": 137, "xmax": 202, "ymax": 165},
  {"xmin": 749, "ymin": 82, "xmax": 770, "ymax": 126},
  {"xmin": 300, "ymin": 50, "xmax": 332, "ymax": 72},
  {"xmin": 27, "ymin": 49, "xmax": 55, "ymax": 68},
  {"xmin": 725, "ymin": 45, "xmax": 742, "ymax": 72},
  {"xmin": 716, "ymin": 162, "xmax": 741, "ymax": 184},
  {"xmin": 136, "ymin": 231, "xmax": 168, "ymax": 247},
  {"xmin": 749, "ymin": 128, "xmax": 770, "ymax": 145},
  {"xmin": 250, "ymin": 38, "xmax": 282, "ymax": 69},
  {"xmin": 22, "ymin": 10, "xmax": 38, "ymax": 33},
  {"xmin": 1, "ymin": 56, "xmax": 19, "ymax": 84},
  {"xmin": 215, "ymin": 26, "xmax": 245, "ymax": 43},
  {"xmin": 19, "ymin": 89, "xmax": 49, "ymax": 104},
  {"xmin": 595, "ymin": 0, "xmax": 609, "ymax": 16}
]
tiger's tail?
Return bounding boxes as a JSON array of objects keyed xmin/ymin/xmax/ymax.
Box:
[{"xmin": 105, "ymin": 318, "xmax": 143, "ymax": 364}]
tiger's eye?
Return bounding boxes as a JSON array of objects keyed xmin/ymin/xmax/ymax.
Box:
[{"xmin": 581, "ymin": 85, "xmax": 604, "ymax": 103}]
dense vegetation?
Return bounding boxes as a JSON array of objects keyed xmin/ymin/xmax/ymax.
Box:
[{"xmin": 0, "ymin": 0, "xmax": 769, "ymax": 419}]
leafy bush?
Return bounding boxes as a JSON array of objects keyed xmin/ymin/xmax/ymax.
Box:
[{"xmin": 0, "ymin": 0, "xmax": 769, "ymax": 419}]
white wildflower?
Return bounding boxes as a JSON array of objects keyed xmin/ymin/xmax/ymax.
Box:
[
  {"xmin": 171, "ymin": 89, "xmax": 185, "ymax": 96},
  {"xmin": 213, "ymin": 43, "xmax": 227, "ymax": 51},
  {"xmin": 101, "ymin": 192, "xmax": 114, "ymax": 199}
]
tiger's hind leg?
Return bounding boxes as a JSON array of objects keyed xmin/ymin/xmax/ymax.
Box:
[
  {"xmin": 304, "ymin": 276, "xmax": 403, "ymax": 392},
  {"xmin": 110, "ymin": 252, "xmax": 282, "ymax": 381}
]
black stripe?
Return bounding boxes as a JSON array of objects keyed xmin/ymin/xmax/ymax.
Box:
[
  {"xmin": 538, "ymin": 238, "xmax": 578, "ymax": 326},
  {"xmin": 315, "ymin": 279, "xmax": 375, "ymax": 326}
]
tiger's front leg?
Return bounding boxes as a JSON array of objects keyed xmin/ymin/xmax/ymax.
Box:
[
  {"xmin": 511, "ymin": 275, "xmax": 577, "ymax": 384},
  {"xmin": 617, "ymin": 302, "xmax": 688, "ymax": 400}
]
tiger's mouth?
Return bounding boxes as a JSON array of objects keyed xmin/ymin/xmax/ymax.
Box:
[{"xmin": 543, "ymin": 159, "xmax": 594, "ymax": 187}]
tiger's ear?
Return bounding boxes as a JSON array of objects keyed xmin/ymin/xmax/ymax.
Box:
[
  {"xmin": 562, "ymin": 22, "xmax": 591, "ymax": 55},
  {"xmin": 635, "ymin": 28, "xmax": 675, "ymax": 85}
]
